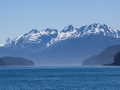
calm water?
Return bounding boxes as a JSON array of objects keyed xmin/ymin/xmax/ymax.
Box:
[{"xmin": 0, "ymin": 66, "xmax": 120, "ymax": 90}]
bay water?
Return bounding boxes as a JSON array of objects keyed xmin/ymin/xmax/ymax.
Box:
[{"xmin": 0, "ymin": 66, "xmax": 120, "ymax": 90}]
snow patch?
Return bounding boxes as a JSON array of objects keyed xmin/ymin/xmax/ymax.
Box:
[{"xmin": 0, "ymin": 42, "xmax": 5, "ymax": 47}]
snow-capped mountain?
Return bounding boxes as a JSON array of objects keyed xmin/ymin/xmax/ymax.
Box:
[
  {"xmin": 2, "ymin": 23, "xmax": 120, "ymax": 48},
  {"xmin": 47, "ymin": 23, "xmax": 120, "ymax": 47},
  {"xmin": 5, "ymin": 28, "xmax": 58, "ymax": 49},
  {"xmin": 0, "ymin": 38, "xmax": 11, "ymax": 47},
  {"xmin": 0, "ymin": 23, "xmax": 120, "ymax": 65},
  {"xmin": 47, "ymin": 25, "xmax": 80, "ymax": 47},
  {"xmin": 78, "ymin": 23, "xmax": 120, "ymax": 38}
]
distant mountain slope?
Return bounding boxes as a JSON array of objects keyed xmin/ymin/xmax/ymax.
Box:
[
  {"xmin": 2, "ymin": 57, "xmax": 34, "ymax": 66},
  {"xmin": 82, "ymin": 44, "xmax": 120, "ymax": 65},
  {"xmin": 0, "ymin": 23, "xmax": 120, "ymax": 65},
  {"xmin": 31, "ymin": 35, "xmax": 120, "ymax": 65},
  {"xmin": 0, "ymin": 57, "xmax": 34, "ymax": 66},
  {"xmin": 0, "ymin": 58, "xmax": 6, "ymax": 66}
]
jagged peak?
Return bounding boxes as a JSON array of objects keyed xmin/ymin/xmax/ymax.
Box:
[
  {"xmin": 45, "ymin": 28, "xmax": 57, "ymax": 32},
  {"xmin": 45, "ymin": 28, "xmax": 55, "ymax": 30},
  {"xmin": 88, "ymin": 23, "xmax": 117, "ymax": 31},
  {"xmin": 77, "ymin": 23, "xmax": 102, "ymax": 30},
  {"xmin": 28, "ymin": 29, "xmax": 39, "ymax": 34},
  {"xmin": 62, "ymin": 24, "xmax": 74, "ymax": 32},
  {"xmin": 77, "ymin": 23, "xmax": 120, "ymax": 38},
  {"xmin": 2, "ymin": 23, "xmax": 120, "ymax": 48},
  {"xmin": 41, "ymin": 28, "xmax": 57, "ymax": 31},
  {"xmin": 5, "ymin": 38, "xmax": 11, "ymax": 45},
  {"xmin": 6, "ymin": 38, "xmax": 11, "ymax": 42},
  {"xmin": 40, "ymin": 28, "xmax": 58, "ymax": 35},
  {"xmin": 77, "ymin": 23, "xmax": 118, "ymax": 32},
  {"xmin": 92, "ymin": 23, "xmax": 101, "ymax": 25},
  {"xmin": 87, "ymin": 23, "xmax": 102, "ymax": 28}
]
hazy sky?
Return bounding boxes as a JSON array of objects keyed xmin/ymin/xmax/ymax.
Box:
[{"xmin": 0, "ymin": 0, "xmax": 120, "ymax": 42}]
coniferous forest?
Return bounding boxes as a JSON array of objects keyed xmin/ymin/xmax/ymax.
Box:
[
  {"xmin": 105, "ymin": 51, "xmax": 120, "ymax": 66},
  {"xmin": 112, "ymin": 51, "xmax": 120, "ymax": 65}
]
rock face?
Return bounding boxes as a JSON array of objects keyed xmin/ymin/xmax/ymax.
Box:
[
  {"xmin": 0, "ymin": 23, "xmax": 120, "ymax": 65},
  {"xmin": 82, "ymin": 44, "xmax": 120, "ymax": 65},
  {"xmin": 0, "ymin": 58, "xmax": 6, "ymax": 66}
]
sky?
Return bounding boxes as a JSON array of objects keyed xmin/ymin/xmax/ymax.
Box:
[{"xmin": 0, "ymin": 0, "xmax": 120, "ymax": 42}]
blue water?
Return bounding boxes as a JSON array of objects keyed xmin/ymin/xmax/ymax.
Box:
[{"xmin": 0, "ymin": 66, "xmax": 120, "ymax": 90}]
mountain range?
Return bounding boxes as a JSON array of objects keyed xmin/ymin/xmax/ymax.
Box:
[{"xmin": 0, "ymin": 23, "xmax": 120, "ymax": 65}]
